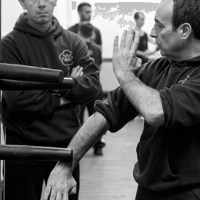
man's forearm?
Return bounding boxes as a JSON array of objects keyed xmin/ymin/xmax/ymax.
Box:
[
  {"xmin": 115, "ymin": 69, "xmax": 164, "ymax": 127},
  {"xmin": 65, "ymin": 112, "xmax": 109, "ymax": 170}
]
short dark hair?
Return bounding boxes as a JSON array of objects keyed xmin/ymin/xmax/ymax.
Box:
[
  {"xmin": 78, "ymin": 2, "xmax": 91, "ymax": 12},
  {"xmin": 134, "ymin": 12, "xmax": 144, "ymax": 20},
  {"xmin": 172, "ymin": 0, "xmax": 200, "ymax": 40}
]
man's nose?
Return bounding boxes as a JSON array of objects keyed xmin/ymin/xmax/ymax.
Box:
[
  {"xmin": 38, "ymin": 0, "xmax": 46, "ymax": 8},
  {"xmin": 150, "ymin": 25, "xmax": 157, "ymax": 38}
]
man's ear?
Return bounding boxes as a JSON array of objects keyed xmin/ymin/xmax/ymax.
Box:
[
  {"xmin": 179, "ymin": 23, "xmax": 192, "ymax": 40},
  {"xmin": 18, "ymin": 0, "xmax": 26, "ymax": 10}
]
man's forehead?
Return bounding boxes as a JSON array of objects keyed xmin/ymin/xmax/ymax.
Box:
[
  {"xmin": 155, "ymin": 0, "xmax": 174, "ymax": 24},
  {"xmin": 82, "ymin": 5, "xmax": 92, "ymax": 11},
  {"xmin": 139, "ymin": 13, "xmax": 145, "ymax": 19}
]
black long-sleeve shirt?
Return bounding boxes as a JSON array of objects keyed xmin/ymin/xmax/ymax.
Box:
[
  {"xmin": 95, "ymin": 56, "xmax": 200, "ymax": 192},
  {"xmin": 2, "ymin": 13, "xmax": 100, "ymax": 146}
]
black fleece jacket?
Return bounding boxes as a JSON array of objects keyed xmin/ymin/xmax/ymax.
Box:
[
  {"xmin": 95, "ymin": 56, "xmax": 200, "ymax": 192},
  {"xmin": 1, "ymin": 13, "xmax": 99, "ymax": 146}
]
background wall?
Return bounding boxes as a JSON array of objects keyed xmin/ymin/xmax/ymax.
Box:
[
  {"xmin": 2, "ymin": 0, "xmax": 159, "ymax": 58},
  {"xmin": 70, "ymin": 0, "xmax": 159, "ymax": 58}
]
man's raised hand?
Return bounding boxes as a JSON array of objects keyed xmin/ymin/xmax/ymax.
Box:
[{"xmin": 112, "ymin": 29, "xmax": 141, "ymax": 79}]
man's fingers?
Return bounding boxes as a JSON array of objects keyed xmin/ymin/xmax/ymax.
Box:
[
  {"xmin": 130, "ymin": 56, "xmax": 142, "ymax": 68},
  {"xmin": 137, "ymin": 58, "xmax": 142, "ymax": 66},
  {"xmin": 69, "ymin": 184, "xmax": 77, "ymax": 195},
  {"xmin": 44, "ymin": 184, "xmax": 52, "ymax": 200},
  {"xmin": 63, "ymin": 192, "xmax": 69, "ymax": 200},
  {"xmin": 56, "ymin": 191, "xmax": 62, "ymax": 200},
  {"xmin": 77, "ymin": 67, "xmax": 83, "ymax": 75},
  {"xmin": 71, "ymin": 66, "xmax": 82, "ymax": 77},
  {"xmin": 50, "ymin": 188, "xmax": 57, "ymax": 200},
  {"xmin": 120, "ymin": 30, "xmax": 127, "ymax": 49},
  {"xmin": 126, "ymin": 29, "xmax": 135, "ymax": 50},
  {"xmin": 113, "ymin": 36, "xmax": 119, "ymax": 54},
  {"xmin": 72, "ymin": 66, "xmax": 80, "ymax": 74},
  {"xmin": 130, "ymin": 31, "xmax": 140, "ymax": 54}
]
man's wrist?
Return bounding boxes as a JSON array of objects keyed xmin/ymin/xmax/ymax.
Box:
[
  {"xmin": 115, "ymin": 68, "xmax": 137, "ymax": 85},
  {"xmin": 57, "ymin": 161, "xmax": 72, "ymax": 173}
]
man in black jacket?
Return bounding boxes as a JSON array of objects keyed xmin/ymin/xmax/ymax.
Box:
[
  {"xmin": 1, "ymin": 0, "xmax": 99, "ymax": 200},
  {"xmin": 45, "ymin": 0, "xmax": 200, "ymax": 199},
  {"xmin": 68, "ymin": 2, "xmax": 102, "ymax": 50}
]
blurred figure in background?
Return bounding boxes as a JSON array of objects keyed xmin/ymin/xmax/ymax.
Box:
[
  {"xmin": 69, "ymin": 2, "xmax": 105, "ymax": 155},
  {"xmin": 68, "ymin": 2, "xmax": 102, "ymax": 50},
  {"xmin": 134, "ymin": 12, "xmax": 158, "ymax": 64},
  {"xmin": 78, "ymin": 22, "xmax": 106, "ymax": 156}
]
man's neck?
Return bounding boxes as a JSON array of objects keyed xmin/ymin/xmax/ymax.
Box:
[
  {"xmin": 169, "ymin": 43, "xmax": 200, "ymax": 62},
  {"xmin": 27, "ymin": 20, "xmax": 52, "ymax": 33},
  {"xmin": 79, "ymin": 20, "xmax": 90, "ymax": 23},
  {"xmin": 134, "ymin": 25, "xmax": 141, "ymax": 31}
]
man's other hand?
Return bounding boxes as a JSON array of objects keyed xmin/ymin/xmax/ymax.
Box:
[
  {"xmin": 70, "ymin": 65, "xmax": 83, "ymax": 78},
  {"xmin": 112, "ymin": 29, "xmax": 141, "ymax": 79},
  {"xmin": 44, "ymin": 162, "xmax": 77, "ymax": 200}
]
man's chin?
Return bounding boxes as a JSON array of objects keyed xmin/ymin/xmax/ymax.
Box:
[
  {"xmin": 37, "ymin": 18, "xmax": 51, "ymax": 24},
  {"xmin": 83, "ymin": 18, "xmax": 91, "ymax": 22},
  {"xmin": 160, "ymin": 49, "xmax": 165, "ymax": 56}
]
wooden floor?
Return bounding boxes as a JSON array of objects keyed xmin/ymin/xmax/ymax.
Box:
[{"xmin": 79, "ymin": 117, "xmax": 144, "ymax": 200}]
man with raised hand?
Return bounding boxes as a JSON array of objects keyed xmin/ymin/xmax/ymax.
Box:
[{"xmin": 45, "ymin": 0, "xmax": 200, "ymax": 199}]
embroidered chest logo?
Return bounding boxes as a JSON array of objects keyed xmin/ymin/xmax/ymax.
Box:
[
  {"xmin": 59, "ymin": 50, "xmax": 74, "ymax": 67},
  {"xmin": 178, "ymin": 75, "xmax": 191, "ymax": 84}
]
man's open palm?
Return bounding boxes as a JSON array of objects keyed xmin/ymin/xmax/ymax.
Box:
[{"xmin": 112, "ymin": 29, "xmax": 141, "ymax": 78}]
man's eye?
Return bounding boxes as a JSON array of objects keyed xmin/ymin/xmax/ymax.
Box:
[{"xmin": 156, "ymin": 24, "xmax": 163, "ymax": 29}]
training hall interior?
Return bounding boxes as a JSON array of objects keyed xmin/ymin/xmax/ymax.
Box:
[{"xmin": 0, "ymin": 0, "xmax": 161, "ymax": 199}]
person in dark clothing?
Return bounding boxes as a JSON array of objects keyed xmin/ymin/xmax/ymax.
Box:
[
  {"xmin": 1, "ymin": 0, "xmax": 99, "ymax": 200},
  {"xmin": 45, "ymin": 0, "xmax": 200, "ymax": 199},
  {"xmin": 134, "ymin": 12, "xmax": 158, "ymax": 64},
  {"xmin": 68, "ymin": 2, "xmax": 102, "ymax": 50},
  {"xmin": 78, "ymin": 22, "xmax": 102, "ymax": 67},
  {"xmin": 78, "ymin": 22, "xmax": 105, "ymax": 155},
  {"xmin": 69, "ymin": 3, "xmax": 105, "ymax": 155}
]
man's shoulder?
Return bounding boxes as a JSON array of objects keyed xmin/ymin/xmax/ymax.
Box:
[
  {"xmin": 89, "ymin": 41, "xmax": 101, "ymax": 51},
  {"xmin": 139, "ymin": 57, "xmax": 168, "ymax": 75},
  {"xmin": 68, "ymin": 23, "xmax": 79, "ymax": 33},
  {"xmin": 64, "ymin": 29, "xmax": 83, "ymax": 41},
  {"xmin": 62, "ymin": 29, "xmax": 87, "ymax": 50},
  {"xmin": 2, "ymin": 30, "xmax": 20, "ymax": 46},
  {"xmin": 141, "ymin": 56, "xmax": 167, "ymax": 68},
  {"xmin": 93, "ymin": 26, "xmax": 101, "ymax": 34}
]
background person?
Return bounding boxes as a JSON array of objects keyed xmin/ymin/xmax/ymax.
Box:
[
  {"xmin": 1, "ymin": 0, "xmax": 99, "ymax": 200},
  {"xmin": 134, "ymin": 11, "xmax": 158, "ymax": 64},
  {"xmin": 69, "ymin": 3, "xmax": 105, "ymax": 155},
  {"xmin": 45, "ymin": 0, "xmax": 200, "ymax": 199},
  {"xmin": 68, "ymin": 2, "xmax": 102, "ymax": 50},
  {"xmin": 78, "ymin": 21, "xmax": 105, "ymax": 155}
]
